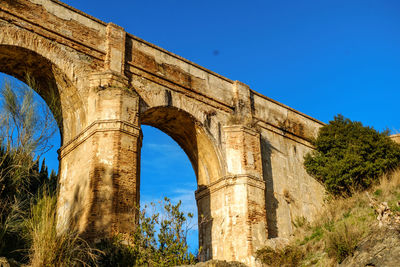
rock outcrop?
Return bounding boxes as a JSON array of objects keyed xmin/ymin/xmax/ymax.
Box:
[
  {"xmin": 340, "ymin": 226, "xmax": 400, "ymax": 267},
  {"xmin": 341, "ymin": 193, "xmax": 400, "ymax": 267}
]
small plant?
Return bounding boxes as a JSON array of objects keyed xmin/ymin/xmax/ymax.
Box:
[
  {"xmin": 323, "ymin": 220, "xmax": 335, "ymax": 232},
  {"xmin": 343, "ymin": 211, "xmax": 351, "ymax": 218},
  {"xmin": 256, "ymin": 245, "xmax": 304, "ymax": 266},
  {"xmin": 302, "ymin": 226, "xmax": 324, "ymax": 244},
  {"xmin": 325, "ymin": 221, "xmax": 362, "ymax": 263},
  {"xmin": 389, "ymin": 200, "xmax": 400, "ymax": 213}
]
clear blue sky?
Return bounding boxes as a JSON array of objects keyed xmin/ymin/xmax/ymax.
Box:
[
  {"xmin": 62, "ymin": 0, "xmax": 400, "ymax": 132},
  {"xmin": 2, "ymin": 0, "xmax": 400, "ymax": 252}
]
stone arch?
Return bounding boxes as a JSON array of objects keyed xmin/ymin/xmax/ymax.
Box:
[
  {"xmin": 0, "ymin": 26, "xmax": 89, "ymax": 142},
  {"xmin": 140, "ymin": 106, "xmax": 223, "ymax": 187}
]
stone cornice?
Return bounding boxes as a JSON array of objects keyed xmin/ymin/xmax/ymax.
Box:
[
  {"xmin": 59, "ymin": 119, "xmax": 141, "ymax": 159},
  {"xmin": 195, "ymin": 174, "xmax": 265, "ymax": 201}
]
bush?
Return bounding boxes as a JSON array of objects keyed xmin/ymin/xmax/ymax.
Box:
[{"xmin": 304, "ymin": 114, "xmax": 400, "ymax": 196}]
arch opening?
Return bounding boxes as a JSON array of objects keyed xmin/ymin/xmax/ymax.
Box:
[
  {"xmin": 140, "ymin": 125, "xmax": 198, "ymax": 252},
  {"xmin": 140, "ymin": 106, "xmax": 223, "ymax": 255},
  {"xmin": 0, "ymin": 44, "xmax": 86, "ymax": 237},
  {"xmin": 0, "ymin": 44, "xmax": 85, "ymax": 143},
  {"xmin": 140, "ymin": 106, "xmax": 222, "ymax": 187}
]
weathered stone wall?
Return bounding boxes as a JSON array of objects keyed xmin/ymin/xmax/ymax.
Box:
[
  {"xmin": 260, "ymin": 129, "xmax": 325, "ymax": 238},
  {"xmin": 0, "ymin": 0, "xmax": 327, "ymax": 264},
  {"xmin": 252, "ymin": 93, "xmax": 325, "ymax": 238}
]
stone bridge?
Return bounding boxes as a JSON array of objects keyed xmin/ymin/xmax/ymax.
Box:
[{"xmin": 0, "ymin": 0, "xmax": 325, "ymax": 264}]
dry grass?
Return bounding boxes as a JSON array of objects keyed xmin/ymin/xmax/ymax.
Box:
[
  {"xmin": 257, "ymin": 169, "xmax": 400, "ymax": 266},
  {"xmin": 256, "ymin": 245, "xmax": 304, "ymax": 267},
  {"xmin": 26, "ymin": 190, "xmax": 99, "ymax": 267},
  {"xmin": 325, "ymin": 220, "xmax": 364, "ymax": 263}
]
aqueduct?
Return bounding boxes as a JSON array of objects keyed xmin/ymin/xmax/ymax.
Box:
[{"xmin": 0, "ymin": 0, "xmax": 326, "ymax": 264}]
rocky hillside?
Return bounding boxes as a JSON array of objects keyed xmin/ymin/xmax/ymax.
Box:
[
  {"xmin": 340, "ymin": 226, "xmax": 400, "ymax": 267},
  {"xmin": 256, "ymin": 170, "xmax": 400, "ymax": 267}
]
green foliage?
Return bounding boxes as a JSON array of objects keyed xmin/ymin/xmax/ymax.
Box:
[
  {"xmin": 157, "ymin": 198, "xmax": 195, "ymax": 265},
  {"xmin": 255, "ymin": 245, "xmax": 304, "ymax": 267},
  {"xmin": 309, "ymin": 226, "xmax": 324, "ymax": 241},
  {"xmin": 304, "ymin": 114, "xmax": 400, "ymax": 195},
  {"xmin": 98, "ymin": 198, "xmax": 197, "ymax": 266}
]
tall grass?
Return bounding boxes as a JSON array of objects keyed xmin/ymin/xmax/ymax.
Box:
[
  {"xmin": 325, "ymin": 221, "xmax": 363, "ymax": 263},
  {"xmin": 26, "ymin": 190, "xmax": 98, "ymax": 267}
]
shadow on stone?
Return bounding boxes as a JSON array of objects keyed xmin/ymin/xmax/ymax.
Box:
[{"xmin": 260, "ymin": 137, "xmax": 279, "ymax": 238}]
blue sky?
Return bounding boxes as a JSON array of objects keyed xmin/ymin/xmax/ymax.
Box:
[{"xmin": 2, "ymin": 0, "xmax": 400, "ymax": 252}]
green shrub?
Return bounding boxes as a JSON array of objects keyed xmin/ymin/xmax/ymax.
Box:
[{"xmin": 304, "ymin": 114, "xmax": 400, "ymax": 196}]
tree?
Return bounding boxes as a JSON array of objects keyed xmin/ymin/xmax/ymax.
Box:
[
  {"xmin": 304, "ymin": 114, "xmax": 400, "ymax": 196},
  {"xmin": 0, "ymin": 77, "xmax": 57, "ymax": 197}
]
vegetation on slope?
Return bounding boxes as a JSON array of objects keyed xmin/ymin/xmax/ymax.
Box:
[
  {"xmin": 257, "ymin": 115, "xmax": 400, "ymax": 266},
  {"xmin": 257, "ymin": 170, "xmax": 400, "ymax": 266}
]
